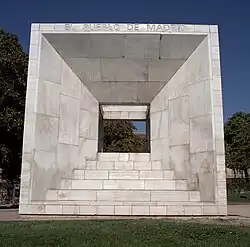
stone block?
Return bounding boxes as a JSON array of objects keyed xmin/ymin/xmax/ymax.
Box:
[
  {"xmin": 61, "ymin": 179, "xmax": 72, "ymax": 189},
  {"xmin": 210, "ymin": 25, "xmax": 219, "ymax": 33},
  {"xmin": 89, "ymin": 34, "xmax": 124, "ymax": 58},
  {"xmin": 151, "ymin": 161, "xmax": 162, "ymax": 170},
  {"xmin": 190, "ymin": 115, "xmax": 214, "ymax": 153},
  {"xmin": 102, "ymin": 105, "xmax": 148, "ymax": 112},
  {"xmin": 97, "ymin": 161, "xmax": 114, "ymax": 170},
  {"xmin": 62, "ymin": 205, "xmax": 80, "ymax": 214},
  {"xmin": 79, "ymin": 110, "xmax": 98, "ymax": 139},
  {"xmin": 150, "ymin": 138, "xmax": 169, "ymax": 166},
  {"xmin": 166, "ymin": 205, "xmax": 185, "ymax": 215},
  {"xmin": 169, "ymin": 145, "xmax": 190, "ymax": 180},
  {"xmin": 184, "ymin": 206, "xmax": 202, "ymax": 215},
  {"xmin": 22, "ymin": 121, "xmax": 36, "ymax": 153},
  {"xmin": 175, "ymin": 180, "xmax": 187, "ymax": 190},
  {"xmin": 57, "ymin": 143, "xmax": 79, "ymax": 173},
  {"xmin": 36, "ymin": 80, "xmax": 60, "ymax": 117},
  {"xmin": 145, "ymin": 180, "xmax": 175, "ymax": 190},
  {"xmin": 139, "ymin": 171, "xmax": 163, "ymax": 180},
  {"xmin": 202, "ymin": 205, "xmax": 218, "ymax": 215},
  {"xmin": 151, "ymin": 191, "xmax": 189, "ymax": 202},
  {"xmin": 85, "ymin": 170, "xmax": 108, "ymax": 180},
  {"xmin": 103, "ymin": 180, "xmax": 144, "ymax": 190},
  {"xmin": 211, "ymin": 78, "xmax": 222, "ymax": 91},
  {"xmin": 163, "ymin": 170, "xmax": 174, "ymax": 179},
  {"xmin": 98, "ymin": 153, "xmax": 127, "ymax": 161},
  {"xmin": 34, "ymin": 114, "xmax": 59, "ymax": 152},
  {"xmin": 210, "ymin": 33, "xmax": 219, "ymax": 46},
  {"xmin": 114, "ymin": 161, "xmax": 133, "ymax": 170},
  {"xmin": 40, "ymin": 24, "xmax": 55, "ymax": 31},
  {"xmin": 212, "ymin": 46, "xmax": 220, "ymax": 60},
  {"xmin": 28, "ymin": 59, "xmax": 38, "ymax": 77},
  {"xmin": 115, "ymin": 206, "xmax": 131, "ymax": 215},
  {"xmin": 39, "ymin": 37, "xmax": 62, "ymax": 85},
  {"xmin": 100, "ymin": 59, "xmax": 148, "ymax": 81},
  {"xmin": 71, "ymin": 180, "xmax": 103, "ymax": 189},
  {"xmin": 66, "ymin": 58, "xmax": 101, "ymax": 82},
  {"xmin": 160, "ymin": 34, "xmax": 205, "ymax": 59},
  {"xmin": 19, "ymin": 204, "xmax": 45, "ymax": 215},
  {"xmin": 61, "ymin": 62, "xmax": 81, "ymax": 99},
  {"xmin": 167, "ymin": 62, "xmax": 188, "ymax": 100},
  {"xmin": 83, "ymin": 161, "xmax": 97, "ymax": 170},
  {"xmin": 180, "ymin": 25, "xmax": 195, "ymax": 32},
  {"xmin": 74, "ymin": 170, "xmax": 85, "ymax": 179},
  {"xmin": 46, "ymin": 190, "xmax": 58, "ymax": 200},
  {"xmin": 78, "ymin": 138, "xmax": 97, "ymax": 163},
  {"xmin": 80, "ymin": 206, "xmax": 97, "ymax": 215},
  {"xmin": 150, "ymin": 110, "xmax": 168, "ymax": 140},
  {"xmin": 188, "ymin": 80, "xmax": 212, "ymax": 118},
  {"xmin": 194, "ymin": 25, "xmax": 209, "ymax": 33},
  {"xmin": 109, "ymin": 171, "xmax": 139, "ymax": 180},
  {"xmin": 128, "ymin": 111, "xmax": 147, "ymax": 120},
  {"xmin": 187, "ymin": 37, "xmax": 210, "ymax": 84},
  {"xmin": 129, "ymin": 153, "xmax": 150, "ymax": 161},
  {"xmin": 150, "ymin": 85, "xmax": 168, "ymax": 113},
  {"xmin": 150, "ymin": 206, "xmax": 166, "ymax": 215},
  {"xmin": 169, "ymin": 96, "xmax": 189, "ymax": 146},
  {"xmin": 216, "ymin": 138, "xmax": 225, "ymax": 154},
  {"xmin": 148, "ymin": 59, "xmax": 185, "ymax": 82},
  {"xmin": 59, "ymin": 94, "xmax": 80, "ymax": 145},
  {"xmin": 97, "ymin": 191, "xmax": 150, "ymax": 201},
  {"xmin": 31, "ymin": 23, "xmax": 40, "ymax": 31},
  {"xmin": 98, "ymin": 206, "xmax": 114, "ymax": 215},
  {"xmin": 29, "ymin": 44, "xmax": 39, "ymax": 60},
  {"xmin": 59, "ymin": 190, "xmax": 96, "ymax": 201},
  {"xmin": 46, "ymin": 205, "xmax": 63, "ymax": 214},
  {"xmin": 134, "ymin": 161, "xmax": 151, "ymax": 170},
  {"xmin": 132, "ymin": 206, "xmax": 149, "ymax": 215},
  {"xmin": 124, "ymin": 34, "xmax": 160, "ymax": 59},
  {"xmin": 212, "ymin": 60, "xmax": 221, "ymax": 77},
  {"xmin": 20, "ymin": 172, "xmax": 31, "ymax": 189},
  {"xmin": 189, "ymin": 191, "xmax": 201, "ymax": 202},
  {"xmin": 80, "ymin": 84, "xmax": 98, "ymax": 113},
  {"xmin": 190, "ymin": 152, "xmax": 215, "ymax": 202},
  {"xmin": 212, "ymin": 90, "xmax": 223, "ymax": 107}
]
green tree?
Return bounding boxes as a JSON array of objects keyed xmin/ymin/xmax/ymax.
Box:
[
  {"xmin": 224, "ymin": 112, "xmax": 250, "ymax": 182},
  {"xmin": 0, "ymin": 29, "xmax": 28, "ymax": 181},
  {"xmin": 103, "ymin": 120, "xmax": 146, "ymax": 152}
]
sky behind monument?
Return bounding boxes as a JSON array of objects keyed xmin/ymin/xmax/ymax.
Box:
[{"xmin": 0, "ymin": 0, "xmax": 249, "ymax": 131}]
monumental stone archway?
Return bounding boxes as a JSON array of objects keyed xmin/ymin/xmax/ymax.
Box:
[{"xmin": 19, "ymin": 23, "xmax": 227, "ymax": 216}]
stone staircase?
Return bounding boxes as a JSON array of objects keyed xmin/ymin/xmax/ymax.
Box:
[{"xmin": 44, "ymin": 153, "xmax": 201, "ymax": 215}]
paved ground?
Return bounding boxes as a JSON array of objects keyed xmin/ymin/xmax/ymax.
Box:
[{"xmin": 0, "ymin": 205, "xmax": 250, "ymax": 222}]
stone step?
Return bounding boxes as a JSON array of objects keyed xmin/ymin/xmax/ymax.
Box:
[
  {"xmin": 46, "ymin": 189, "xmax": 200, "ymax": 202},
  {"xmin": 97, "ymin": 153, "xmax": 150, "ymax": 162},
  {"xmin": 82, "ymin": 160, "xmax": 167, "ymax": 171},
  {"xmin": 73, "ymin": 169, "xmax": 175, "ymax": 180},
  {"xmin": 60, "ymin": 179, "xmax": 187, "ymax": 190}
]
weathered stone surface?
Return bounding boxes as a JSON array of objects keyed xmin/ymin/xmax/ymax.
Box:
[
  {"xmin": 124, "ymin": 34, "xmax": 160, "ymax": 59},
  {"xmin": 59, "ymin": 95, "xmax": 80, "ymax": 145},
  {"xmin": 21, "ymin": 23, "xmax": 225, "ymax": 217},
  {"xmin": 169, "ymin": 96, "xmax": 189, "ymax": 146}
]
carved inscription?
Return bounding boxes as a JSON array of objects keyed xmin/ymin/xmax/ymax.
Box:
[{"xmin": 65, "ymin": 23, "xmax": 185, "ymax": 32}]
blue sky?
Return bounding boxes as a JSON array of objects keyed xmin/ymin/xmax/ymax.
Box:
[{"xmin": 1, "ymin": 0, "xmax": 249, "ymax": 131}]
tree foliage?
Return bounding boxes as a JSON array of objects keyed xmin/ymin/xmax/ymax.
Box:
[
  {"xmin": 103, "ymin": 120, "xmax": 146, "ymax": 152},
  {"xmin": 224, "ymin": 112, "xmax": 250, "ymax": 181},
  {"xmin": 0, "ymin": 29, "xmax": 28, "ymax": 181}
]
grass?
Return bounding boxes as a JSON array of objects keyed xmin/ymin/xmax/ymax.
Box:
[{"xmin": 0, "ymin": 220, "xmax": 250, "ymax": 247}]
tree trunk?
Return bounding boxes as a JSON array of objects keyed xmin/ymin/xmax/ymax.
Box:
[{"xmin": 243, "ymin": 169, "xmax": 249, "ymax": 182}]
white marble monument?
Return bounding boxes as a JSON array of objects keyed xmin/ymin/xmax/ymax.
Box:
[{"xmin": 19, "ymin": 23, "xmax": 227, "ymax": 216}]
